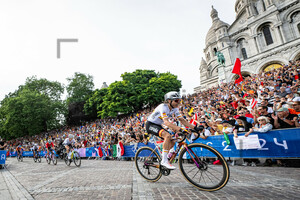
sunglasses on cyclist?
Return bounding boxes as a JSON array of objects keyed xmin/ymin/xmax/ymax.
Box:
[{"xmin": 174, "ymin": 99, "xmax": 180, "ymax": 103}]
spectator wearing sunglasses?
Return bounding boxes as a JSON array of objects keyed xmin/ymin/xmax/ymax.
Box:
[{"xmin": 253, "ymin": 116, "xmax": 273, "ymax": 132}]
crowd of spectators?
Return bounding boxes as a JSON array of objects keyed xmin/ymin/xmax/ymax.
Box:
[{"xmin": 1, "ymin": 59, "xmax": 300, "ymax": 166}]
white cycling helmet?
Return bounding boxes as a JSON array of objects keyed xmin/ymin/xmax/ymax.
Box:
[
  {"xmin": 48, "ymin": 139, "xmax": 52, "ymax": 143},
  {"xmin": 68, "ymin": 134, "xmax": 74, "ymax": 139},
  {"xmin": 164, "ymin": 91, "xmax": 181, "ymax": 101}
]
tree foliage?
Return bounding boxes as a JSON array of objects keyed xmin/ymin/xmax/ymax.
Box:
[
  {"xmin": 84, "ymin": 88, "xmax": 108, "ymax": 119},
  {"xmin": 66, "ymin": 72, "xmax": 95, "ymax": 125},
  {"xmin": 86, "ymin": 70, "xmax": 181, "ymax": 118},
  {"xmin": 0, "ymin": 76, "xmax": 66, "ymax": 139},
  {"xmin": 66, "ymin": 72, "xmax": 94, "ymax": 105}
]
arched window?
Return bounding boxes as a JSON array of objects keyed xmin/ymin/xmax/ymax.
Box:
[
  {"xmin": 241, "ymin": 48, "xmax": 248, "ymax": 59},
  {"xmin": 237, "ymin": 38, "xmax": 248, "ymax": 60},
  {"xmin": 262, "ymin": 26, "xmax": 273, "ymax": 45}
]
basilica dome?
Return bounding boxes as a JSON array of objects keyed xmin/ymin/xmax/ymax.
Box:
[{"xmin": 205, "ymin": 6, "xmax": 229, "ymax": 46}]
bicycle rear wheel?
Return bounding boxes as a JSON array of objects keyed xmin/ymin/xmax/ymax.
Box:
[
  {"xmin": 135, "ymin": 146, "xmax": 162, "ymax": 182},
  {"xmin": 73, "ymin": 151, "xmax": 81, "ymax": 167},
  {"xmin": 178, "ymin": 143, "xmax": 230, "ymax": 191}
]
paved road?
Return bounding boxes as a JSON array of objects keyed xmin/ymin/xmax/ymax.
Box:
[{"xmin": 0, "ymin": 158, "xmax": 299, "ymax": 200}]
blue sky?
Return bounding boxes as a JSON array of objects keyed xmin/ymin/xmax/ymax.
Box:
[{"xmin": 0, "ymin": 0, "xmax": 236, "ymax": 100}]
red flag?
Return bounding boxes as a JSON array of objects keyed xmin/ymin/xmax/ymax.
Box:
[{"xmin": 232, "ymin": 58, "xmax": 243, "ymax": 84}]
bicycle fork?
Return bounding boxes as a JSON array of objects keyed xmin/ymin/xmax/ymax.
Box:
[{"xmin": 183, "ymin": 144, "xmax": 203, "ymax": 169}]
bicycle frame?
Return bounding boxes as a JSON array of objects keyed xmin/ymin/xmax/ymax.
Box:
[
  {"xmin": 149, "ymin": 135, "xmax": 204, "ymax": 168},
  {"xmin": 46, "ymin": 149, "xmax": 55, "ymax": 159}
]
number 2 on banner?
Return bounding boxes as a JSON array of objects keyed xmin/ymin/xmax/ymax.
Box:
[
  {"xmin": 222, "ymin": 141, "xmax": 231, "ymax": 151},
  {"xmin": 258, "ymin": 139, "xmax": 268, "ymax": 150}
]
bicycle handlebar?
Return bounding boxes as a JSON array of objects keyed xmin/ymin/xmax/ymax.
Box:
[{"xmin": 176, "ymin": 128, "xmax": 202, "ymax": 143}]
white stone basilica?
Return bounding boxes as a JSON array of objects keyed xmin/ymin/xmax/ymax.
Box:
[{"xmin": 194, "ymin": 0, "xmax": 300, "ymax": 92}]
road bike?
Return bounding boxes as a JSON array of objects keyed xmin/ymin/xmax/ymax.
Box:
[
  {"xmin": 135, "ymin": 130, "xmax": 230, "ymax": 191},
  {"xmin": 33, "ymin": 150, "xmax": 41, "ymax": 163},
  {"xmin": 46, "ymin": 148, "xmax": 57, "ymax": 165},
  {"xmin": 64, "ymin": 145, "xmax": 81, "ymax": 167}
]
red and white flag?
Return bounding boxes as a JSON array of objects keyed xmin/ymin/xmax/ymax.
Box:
[
  {"xmin": 250, "ymin": 98, "xmax": 258, "ymax": 109},
  {"xmin": 189, "ymin": 113, "xmax": 198, "ymax": 126}
]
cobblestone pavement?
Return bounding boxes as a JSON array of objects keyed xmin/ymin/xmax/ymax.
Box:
[{"xmin": 0, "ymin": 158, "xmax": 299, "ymax": 200}]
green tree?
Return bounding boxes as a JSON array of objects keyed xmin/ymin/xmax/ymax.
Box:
[
  {"xmin": 121, "ymin": 70, "xmax": 158, "ymax": 112},
  {"xmin": 0, "ymin": 77, "xmax": 66, "ymax": 139},
  {"xmin": 98, "ymin": 81, "xmax": 132, "ymax": 118},
  {"xmin": 66, "ymin": 72, "xmax": 94, "ymax": 104},
  {"xmin": 97, "ymin": 70, "xmax": 181, "ymax": 118},
  {"xmin": 84, "ymin": 88, "xmax": 108, "ymax": 119},
  {"xmin": 143, "ymin": 72, "xmax": 182, "ymax": 106}
]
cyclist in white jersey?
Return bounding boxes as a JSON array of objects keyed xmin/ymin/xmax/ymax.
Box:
[
  {"xmin": 63, "ymin": 134, "xmax": 76, "ymax": 159},
  {"xmin": 146, "ymin": 91, "xmax": 203, "ymax": 170}
]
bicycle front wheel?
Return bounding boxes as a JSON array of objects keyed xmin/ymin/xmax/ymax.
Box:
[
  {"xmin": 52, "ymin": 154, "xmax": 57, "ymax": 165},
  {"xmin": 135, "ymin": 146, "xmax": 162, "ymax": 182},
  {"xmin": 178, "ymin": 143, "xmax": 230, "ymax": 191},
  {"xmin": 46, "ymin": 156, "xmax": 51, "ymax": 164},
  {"xmin": 73, "ymin": 151, "xmax": 81, "ymax": 167}
]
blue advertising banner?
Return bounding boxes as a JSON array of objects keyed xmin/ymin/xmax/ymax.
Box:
[
  {"xmin": 189, "ymin": 128, "xmax": 300, "ymax": 158},
  {"xmin": 7, "ymin": 128, "xmax": 300, "ymax": 158},
  {"xmin": 0, "ymin": 150, "xmax": 7, "ymax": 164}
]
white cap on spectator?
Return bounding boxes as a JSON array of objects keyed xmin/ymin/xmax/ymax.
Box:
[
  {"xmin": 215, "ymin": 118, "xmax": 222, "ymax": 122},
  {"xmin": 293, "ymin": 97, "xmax": 300, "ymax": 102}
]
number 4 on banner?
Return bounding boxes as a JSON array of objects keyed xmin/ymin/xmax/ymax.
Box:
[{"xmin": 274, "ymin": 138, "xmax": 288, "ymax": 149}]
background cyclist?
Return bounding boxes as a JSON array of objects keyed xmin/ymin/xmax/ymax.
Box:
[
  {"xmin": 16, "ymin": 143, "xmax": 24, "ymax": 158},
  {"xmin": 146, "ymin": 91, "xmax": 203, "ymax": 170},
  {"xmin": 32, "ymin": 141, "xmax": 40, "ymax": 158},
  {"xmin": 45, "ymin": 139, "xmax": 55, "ymax": 158},
  {"xmin": 63, "ymin": 134, "xmax": 76, "ymax": 160}
]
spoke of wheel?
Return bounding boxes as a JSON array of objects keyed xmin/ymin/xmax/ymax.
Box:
[
  {"xmin": 208, "ymin": 166, "xmax": 224, "ymax": 174},
  {"xmin": 185, "ymin": 165, "xmax": 198, "ymax": 174},
  {"xmin": 191, "ymin": 168, "xmax": 201, "ymax": 179},
  {"xmin": 203, "ymin": 170, "xmax": 215, "ymax": 184},
  {"xmin": 199, "ymin": 171, "xmax": 204, "ymax": 183},
  {"xmin": 205, "ymin": 169, "xmax": 222, "ymax": 181},
  {"xmin": 202, "ymin": 171, "xmax": 207, "ymax": 185}
]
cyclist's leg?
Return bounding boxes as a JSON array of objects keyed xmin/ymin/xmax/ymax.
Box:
[
  {"xmin": 160, "ymin": 130, "xmax": 173, "ymax": 151},
  {"xmin": 65, "ymin": 145, "xmax": 71, "ymax": 159},
  {"xmin": 145, "ymin": 121, "xmax": 175, "ymax": 168},
  {"xmin": 160, "ymin": 130, "xmax": 176, "ymax": 169},
  {"xmin": 65, "ymin": 145, "xmax": 69, "ymax": 154}
]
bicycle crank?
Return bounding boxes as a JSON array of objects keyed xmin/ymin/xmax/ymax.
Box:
[{"xmin": 161, "ymin": 166, "xmax": 171, "ymax": 176}]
